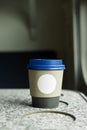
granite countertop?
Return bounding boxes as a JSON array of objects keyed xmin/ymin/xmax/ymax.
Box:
[{"xmin": 0, "ymin": 89, "xmax": 87, "ymax": 130}]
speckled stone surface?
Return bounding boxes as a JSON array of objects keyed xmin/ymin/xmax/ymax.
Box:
[{"xmin": 0, "ymin": 89, "xmax": 87, "ymax": 130}]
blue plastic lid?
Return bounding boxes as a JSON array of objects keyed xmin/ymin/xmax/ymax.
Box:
[{"xmin": 27, "ymin": 59, "xmax": 65, "ymax": 70}]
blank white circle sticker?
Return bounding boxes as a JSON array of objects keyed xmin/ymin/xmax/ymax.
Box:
[{"xmin": 37, "ymin": 74, "xmax": 57, "ymax": 94}]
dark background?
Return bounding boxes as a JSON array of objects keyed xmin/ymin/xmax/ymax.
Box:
[
  {"xmin": 0, "ymin": 51, "xmax": 57, "ymax": 88},
  {"xmin": 0, "ymin": 0, "xmax": 87, "ymax": 95}
]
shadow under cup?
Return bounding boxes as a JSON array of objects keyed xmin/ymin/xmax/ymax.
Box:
[{"xmin": 27, "ymin": 59, "xmax": 65, "ymax": 108}]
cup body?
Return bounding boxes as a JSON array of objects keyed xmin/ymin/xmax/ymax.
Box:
[{"xmin": 27, "ymin": 59, "xmax": 65, "ymax": 108}]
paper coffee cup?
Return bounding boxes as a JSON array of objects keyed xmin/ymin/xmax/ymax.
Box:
[{"xmin": 27, "ymin": 59, "xmax": 65, "ymax": 108}]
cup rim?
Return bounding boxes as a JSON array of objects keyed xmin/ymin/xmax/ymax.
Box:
[{"xmin": 27, "ymin": 59, "xmax": 65, "ymax": 70}]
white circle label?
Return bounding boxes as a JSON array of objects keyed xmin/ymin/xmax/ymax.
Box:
[{"xmin": 37, "ymin": 74, "xmax": 56, "ymax": 94}]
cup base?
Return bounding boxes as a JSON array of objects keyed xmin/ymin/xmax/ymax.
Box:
[{"xmin": 32, "ymin": 96, "xmax": 59, "ymax": 108}]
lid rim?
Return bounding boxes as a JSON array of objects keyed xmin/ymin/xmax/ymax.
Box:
[{"xmin": 27, "ymin": 59, "xmax": 65, "ymax": 70}]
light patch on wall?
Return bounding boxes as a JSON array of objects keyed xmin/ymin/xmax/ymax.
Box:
[{"xmin": 0, "ymin": 9, "xmax": 31, "ymax": 51}]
